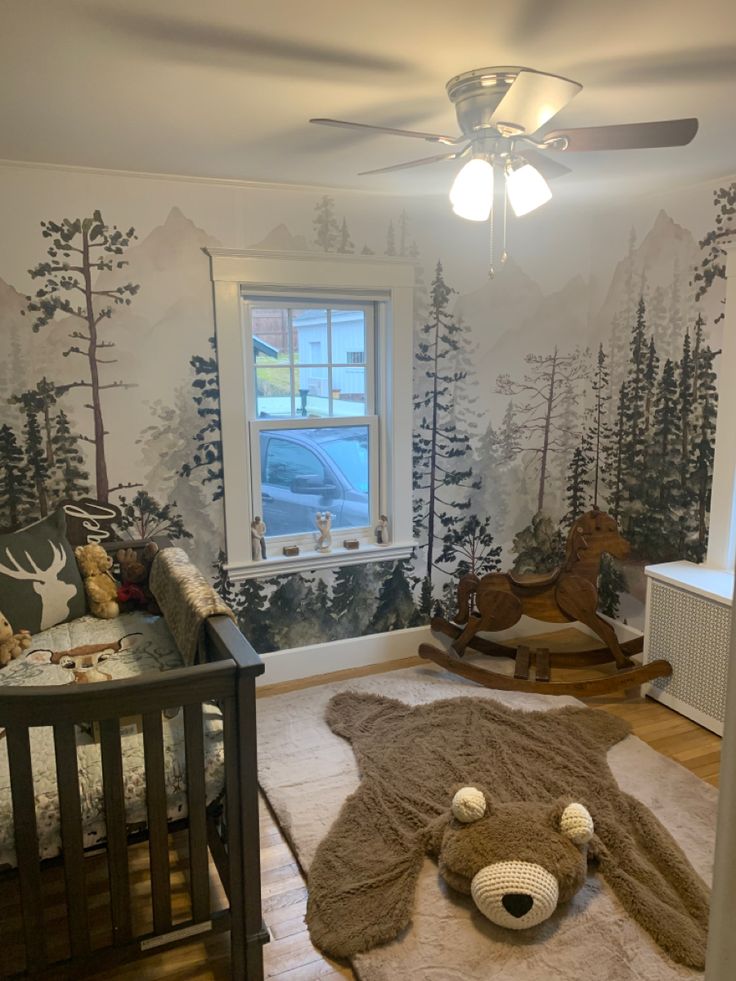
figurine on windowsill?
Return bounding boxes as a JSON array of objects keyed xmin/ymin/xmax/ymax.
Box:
[
  {"xmin": 251, "ymin": 516, "xmax": 267, "ymax": 560},
  {"xmin": 315, "ymin": 511, "xmax": 333, "ymax": 553},
  {"xmin": 375, "ymin": 514, "xmax": 390, "ymax": 545}
]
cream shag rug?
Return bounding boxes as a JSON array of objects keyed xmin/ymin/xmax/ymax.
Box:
[{"xmin": 257, "ymin": 665, "xmax": 717, "ymax": 980}]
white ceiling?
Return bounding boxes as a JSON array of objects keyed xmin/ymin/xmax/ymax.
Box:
[{"xmin": 2, "ymin": 0, "xmax": 735, "ymax": 201}]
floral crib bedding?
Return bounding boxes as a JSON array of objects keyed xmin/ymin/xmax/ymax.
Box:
[{"xmin": 0, "ymin": 612, "xmax": 225, "ymax": 868}]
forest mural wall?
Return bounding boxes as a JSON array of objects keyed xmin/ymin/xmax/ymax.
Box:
[{"xmin": 0, "ymin": 161, "xmax": 731, "ymax": 648}]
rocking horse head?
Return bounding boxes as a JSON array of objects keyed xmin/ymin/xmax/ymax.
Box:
[{"xmin": 566, "ymin": 508, "xmax": 629, "ymax": 569}]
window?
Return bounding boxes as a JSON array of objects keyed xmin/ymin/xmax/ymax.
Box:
[{"xmin": 208, "ymin": 249, "xmax": 415, "ymax": 578}]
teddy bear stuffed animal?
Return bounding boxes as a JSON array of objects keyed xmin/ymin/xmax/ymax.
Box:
[
  {"xmin": 0, "ymin": 612, "xmax": 31, "ymax": 667},
  {"xmin": 116, "ymin": 542, "xmax": 160, "ymax": 614},
  {"xmin": 74, "ymin": 543, "xmax": 119, "ymax": 619}
]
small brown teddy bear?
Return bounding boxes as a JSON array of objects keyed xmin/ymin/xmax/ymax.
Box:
[
  {"xmin": 116, "ymin": 542, "xmax": 160, "ymax": 615},
  {"xmin": 74, "ymin": 543, "xmax": 120, "ymax": 619},
  {"xmin": 0, "ymin": 612, "xmax": 32, "ymax": 667}
]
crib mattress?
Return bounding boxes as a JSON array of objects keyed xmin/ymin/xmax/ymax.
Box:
[{"xmin": 0, "ymin": 613, "xmax": 225, "ymax": 868}]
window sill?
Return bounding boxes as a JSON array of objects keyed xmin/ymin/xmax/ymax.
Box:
[
  {"xmin": 645, "ymin": 561, "xmax": 734, "ymax": 606},
  {"xmin": 226, "ymin": 540, "xmax": 417, "ymax": 581}
]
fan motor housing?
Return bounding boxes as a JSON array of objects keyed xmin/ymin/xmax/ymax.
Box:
[{"xmin": 447, "ymin": 66, "xmax": 565, "ymax": 137}]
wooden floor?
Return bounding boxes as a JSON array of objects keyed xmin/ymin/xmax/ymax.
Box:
[{"xmin": 6, "ymin": 654, "xmax": 722, "ymax": 979}]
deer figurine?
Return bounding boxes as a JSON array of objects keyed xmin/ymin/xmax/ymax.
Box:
[{"xmin": 0, "ymin": 542, "xmax": 77, "ymax": 631}]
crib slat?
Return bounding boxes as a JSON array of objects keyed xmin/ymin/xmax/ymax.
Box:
[
  {"xmin": 6, "ymin": 725, "xmax": 46, "ymax": 972},
  {"xmin": 222, "ymin": 695, "xmax": 246, "ymax": 977},
  {"xmin": 99, "ymin": 718, "xmax": 132, "ymax": 945},
  {"xmin": 54, "ymin": 723, "xmax": 90, "ymax": 958},
  {"xmin": 142, "ymin": 711, "xmax": 172, "ymax": 934},
  {"xmin": 183, "ymin": 703, "xmax": 209, "ymax": 923}
]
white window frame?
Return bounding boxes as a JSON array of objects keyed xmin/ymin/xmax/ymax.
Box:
[{"xmin": 207, "ymin": 248, "xmax": 416, "ymax": 580}]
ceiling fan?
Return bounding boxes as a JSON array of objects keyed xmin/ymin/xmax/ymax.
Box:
[{"xmin": 310, "ymin": 66, "xmax": 698, "ymax": 240}]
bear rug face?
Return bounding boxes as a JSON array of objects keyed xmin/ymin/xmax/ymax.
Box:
[{"xmin": 306, "ymin": 693, "xmax": 710, "ymax": 969}]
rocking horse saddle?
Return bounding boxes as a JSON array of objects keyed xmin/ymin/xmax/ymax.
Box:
[{"xmin": 507, "ymin": 567, "xmax": 562, "ymax": 588}]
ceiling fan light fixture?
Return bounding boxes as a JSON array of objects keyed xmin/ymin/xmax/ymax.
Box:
[
  {"xmin": 505, "ymin": 160, "xmax": 552, "ymax": 217},
  {"xmin": 449, "ymin": 157, "xmax": 494, "ymax": 221}
]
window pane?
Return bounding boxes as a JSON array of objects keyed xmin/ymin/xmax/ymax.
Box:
[
  {"xmin": 332, "ymin": 309, "xmax": 366, "ymax": 365},
  {"xmin": 331, "ymin": 368, "xmax": 366, "ymax": 415},
  {"xmin": 293, "ymin": 365, "xmax": 330, "ymax": 418},
  {"xmin": 252, "ymin": 308, "xmax": 290, "ymax": 364},
  {"xmin": 256, "ymin": 366, "xmax": 292, "ymax": 418},
  {"xmin": 292, "ymin": 309, "xmax": 328, "ymax": 365},
  {"xmin": 259, "ymin": 425, "xmax": 370, "ymax": 536}
]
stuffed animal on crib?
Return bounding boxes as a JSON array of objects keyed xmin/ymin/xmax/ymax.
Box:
[
  {"xmin": 75, "ymin": 543, "xmax": 120, "ymax": 619},
  {"xmin": 116, "ymin": 542, "xmax": 160, "ymax": 615},
  {"xmin": 0, "ymin": 612, "xmax": 32, "ymax": 668}
]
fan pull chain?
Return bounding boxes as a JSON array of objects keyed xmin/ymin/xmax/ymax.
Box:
[
  {"xmin": 501, "ymin": 186, "xmax": 509, "ymax": 266},
  {"xmin": 488, "ymin": 201, "xmax": 495, "ymax": 279}
]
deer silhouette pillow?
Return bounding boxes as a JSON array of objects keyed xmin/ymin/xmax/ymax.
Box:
[{"xmin": 0, "ymin": 510, "xmax": 86, "ymax": 635}]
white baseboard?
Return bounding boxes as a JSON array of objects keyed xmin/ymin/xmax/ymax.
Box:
[
  {"xmin": 255, "ymin": 614, "xmax": 638, "ymax": 688},
  {"xmin": 257, "ymin": 625, "xmax": 433, "ymax": 687}
]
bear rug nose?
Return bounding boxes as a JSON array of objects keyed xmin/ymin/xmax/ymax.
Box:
[
  {"xmin": 471, "ymin": 861, "xmax": 559, "ymax": 930},
  {"xmin": 502, "ymin": 893, "xmax": 534, "ymax": 918}
]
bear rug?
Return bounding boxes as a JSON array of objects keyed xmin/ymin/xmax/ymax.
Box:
[{"xmin": 256, "ymin": 665, "xmax": 717, "ymax": 980}]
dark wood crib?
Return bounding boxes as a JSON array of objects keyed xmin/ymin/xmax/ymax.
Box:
[{"xmin": 0, "ymin": 612, "xmax": 267, "ymax": 979}]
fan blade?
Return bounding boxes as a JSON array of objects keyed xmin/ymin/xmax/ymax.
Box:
[
  {"xmin": 310, "ymin": 118, "xmax": 463, "ymax": 145},
  {"xmin": 517, "ymin": 149, "xmax": 572, "ymax": 180},
  {"xmin": 543, "ymin": 118, "xmax": 698, "ymax": 152},
  {"xmin": 490, "ymin": 69, "xmax": 582, "ymax": 134},
  {"xmin": 358, "ymin": 149, "xmax": 467, "ymax": 175}
]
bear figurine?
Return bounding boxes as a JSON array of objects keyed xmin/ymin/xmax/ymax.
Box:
[
  {"xmin": 0, "ymin": 611, "xmax": 32, "ymax": 668},
  {"xmin": 74, "ymin": 543, "xmax": 119, "ymax": 619}
]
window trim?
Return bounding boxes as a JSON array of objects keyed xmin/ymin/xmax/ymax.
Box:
[{"xmin": 207, "ymin": 248, "xmax": 417, "ymax": 580}]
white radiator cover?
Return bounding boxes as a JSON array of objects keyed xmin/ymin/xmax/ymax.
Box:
[{"xmin": 644, "ymin": 562, "xmax": 734, "ymax": 736}]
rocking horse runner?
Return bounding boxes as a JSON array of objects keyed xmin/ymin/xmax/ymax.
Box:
[{"xmin": 420, "ymin": 508, "xmax": 672, "ymax": 695}]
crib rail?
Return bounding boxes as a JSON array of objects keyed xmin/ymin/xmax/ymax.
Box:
[{"xmin": 0, "ymin": 616, "xmax": 266, "ymax": 979}]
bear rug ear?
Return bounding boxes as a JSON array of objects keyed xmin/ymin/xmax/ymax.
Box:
[
  {"xmin": 559, "ymin": 802, "xmax": 595, "ymax": 845},
  {"xmin": 451, "ymin": 787, "xmax": 487, "ymax": 824}
]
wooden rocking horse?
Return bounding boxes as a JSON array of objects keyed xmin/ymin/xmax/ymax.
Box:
[{"xmin": 420, "ymin": 508, "xmax": 672, "ymax": 695}]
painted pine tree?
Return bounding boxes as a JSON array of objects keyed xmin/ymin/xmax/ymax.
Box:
[
  {"xmin": 619, "ymin": 295, "xmax": 650, "ymax": 541},
  {"xmin": 397, "ymin": 210, "xmax": 410, "ymax": 256},
  {"xmin": 337, "ymin": 217, "xmax": 355, "ymax": 254},
  {"xmin": 367, "ymin": 561, "xmax": 418, "ymax": 632},
  {"xmin": 598, "ymin": 554, "xmax": 627, "ymax": 619},
  {"xmin": 50, "ymin": 410, "xmax": 90, "ymax": 500},
  {"xmin": 443, "ymin": 514, "xmax": 502, "ymax": 578},
  {"xmin": 511, "ymin": 512, "xmax": 565, "ymax": 574},
  {"xmin": 385, "ymin": 220, "xmax": 396, "ymax": 256},
  {"xmin": 693, "ymin": 181, "xmax": 735, "ymax": 323},
  {"xmin": 0, "ymin": 424, "xmax": 34, "ymax": 530},
  {"xmin": 688, "ymin": 318, "xmax": 719, "ymax": 560},
  {"xmin": 330, "ymin": 563, "xmax": 377, "ymax": 638},
  {"xmin": 497, "ymin": 347, "xmax": 587, "ymax": 514},
  {"xmin": 313, "ymin": 196, "xmax": 340, "ymax": 252},
  {"xmin": 587, "ymin": 345, "xmax": 611, "ymax": 507},
  {"xmin": 117, "ymin": 490, "xmax": 192, "ymax": 541},
  {"xmin": 413, "ymin": 262, "xmax": 478, "ymax": 594},
  {"xmin": 20, "ymin": 396, "xmax": 49, "ymax": 518},
  {"xmin": 638, "ymin": 359, "xmax": 681, "ymax": 560},
  {"xmin": 212, "ymin": 551, "xmax": 276, "ymax": 652},
  {"xmin": 24, "ymin": 212, "xmax": 139, "ymax": 501},
  {"xmin": 181, "ymin": 337, "xmax": 223, "ymax": 501},
  {"xmin": 563, "ymin": 434, "xmax": 593, "ymax": 525},
  {"xmin": 604, "ymin": 382, "xmax": 627, "ymax": 522}
]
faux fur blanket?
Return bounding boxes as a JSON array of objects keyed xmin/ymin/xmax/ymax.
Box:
[
  {"xmin": 307, "ymin": 693, "xmax": 710, "ymax": 969},
  {"xmin": 149, "ymin": 547, "xmax": 233, "ymax": 665}
]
